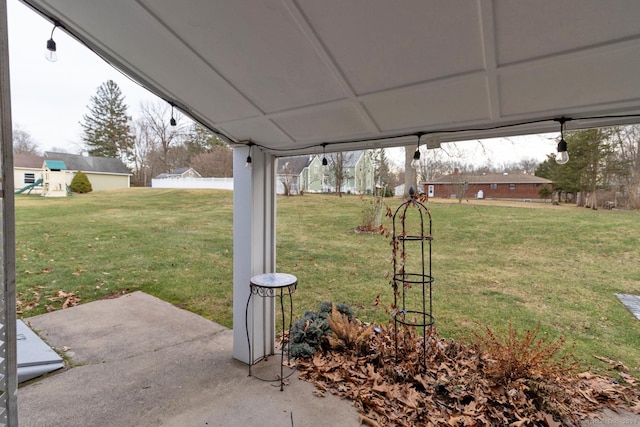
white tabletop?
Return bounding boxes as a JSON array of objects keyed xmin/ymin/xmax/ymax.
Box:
[{"xmin": 250, "ymin": 273, "xmax": 297, "ymax": 289}]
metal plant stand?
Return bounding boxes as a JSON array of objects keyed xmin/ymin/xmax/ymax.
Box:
[
  {"xmin": 392, "ymin": 188, "xmax": 434, "ymax": 371},
  {"xmin": 245, "ymin": 273, "xmax": 297, "ymax": 391}
]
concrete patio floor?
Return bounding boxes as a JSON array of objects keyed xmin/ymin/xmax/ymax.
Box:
[
  {"xmin": 18, "ymin": 291, "xmax": 637, "ymax": 426},
  {"xmin": 18, "ymin": 291, "xmax": 360, "ymax": 427}
]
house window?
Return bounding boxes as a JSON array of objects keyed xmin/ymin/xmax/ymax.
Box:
[
  {"xmin": 314, "ymin": 165, "xmax": 319, "ymax": 174},
  {"xmin": 24, "ymin": 173, "xmax": 36, "ymax": 184},
  {"xmin": 509, "ymin": 184, "xmax": 516, "ymax": 190},
  {"xmin": 490, "ymin": 183, "xmax": 497, "ymax": 189}
]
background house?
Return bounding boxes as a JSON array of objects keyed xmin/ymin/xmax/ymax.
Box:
[
  {"xmin": 14, "ymin": 152, "xmax": 131, "ymax": 193},
  {"xmin": 276, "ymin": 156, "xmax": 313, "ymax": 195},
  {"xmin": 424, "ymin": 172, "xmax": 553, "ymax": 201},
  {"xmin": 13, "ymin": 153, "xmax": 46, "ymax": 194},
  {"xmin": 153, "ymin": 167, "xmax": 201, "ymax": 180},
  {"xmin": 276, "ymin": 150, "xmax": 374, "ymax": 195},
  {"xmin": 337, "ymin": 150, "xmax": 374, "ymax": 195}
]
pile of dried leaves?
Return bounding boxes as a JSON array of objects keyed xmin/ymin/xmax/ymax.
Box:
[
  {"xmin": 297, "ymin": 314, "xmax": 640, "ymax": 426},
  {"xmin": 17, "ymin": 286, "xmax": 81, "ymax": 314}
]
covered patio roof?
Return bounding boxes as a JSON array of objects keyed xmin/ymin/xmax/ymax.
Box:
[
  {"xmin": 18, "ymin": 0, "xmax": 640, "ymax": 155},
  {"xmin": 2, "ymin": 2, "xmax": 640, "ymax": 424}
]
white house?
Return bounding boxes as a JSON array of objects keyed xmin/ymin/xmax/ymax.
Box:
[{"xmin": 13, "ymin": 152, "xmax": 131, "ymax": 194}]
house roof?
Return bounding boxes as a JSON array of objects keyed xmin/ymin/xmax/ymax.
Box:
[
  {"xmin": 44, "ymin": 152, "xmax": 130, "ymax": 175},
  {"xmin": 427, "ymin": 173, "xmax": 552, "ymax": 185},
  {"xmin": 21, "ymin": 1, "xmax": 640, "ymax": 157},
  {"xmin": 277, "ymin": 156, "xmax": 312, "ymax": 175},
  {"xmin": 343, "ymin": 151, "xmax": 364, "ymax": 168},
  {"xmin": 170, "ymin": 167, "xmax": 190, "ymax": 175},
  {"xmin": 13, "ymin": 153, "xmax": 45, "ymax": 169}
]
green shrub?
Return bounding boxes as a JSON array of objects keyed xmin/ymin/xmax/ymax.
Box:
[{"xmin": 69, "ymin": 171, "xmax": 93, "ymax": 193}]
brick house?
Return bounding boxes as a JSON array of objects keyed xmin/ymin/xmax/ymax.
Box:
[{"xmin": 423, "ymin": 172, "xmax": 553, "ymax": 201}]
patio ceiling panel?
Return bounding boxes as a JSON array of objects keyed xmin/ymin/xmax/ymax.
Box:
[
  {"xmin": 498, "ymin": 43, "xmax": 640, "ymax": 117},
  {"xmin": 37, "ymin": 0, "xmax": 261, "ymax": 123},
  {"xmin": 137, "ymin": 0, "xmax": 348, "ymax": 114},
  {"xmin": 493, "ymin": 1, "xmax": 640, "ymax": 65},
  {"xmin": 362, "ymin": 74, "xmax": 491, "ymax": 132},
  {"xmin": 294, "ymin": 0, "xmax": 485, "ymax": 95},
  {"xmin": 17, "ymin": 0, "xmax": 640, "ymax": 156},
  {"xmin": 271, "ymin": 103, "xmax": 373, "ymax": 142}
]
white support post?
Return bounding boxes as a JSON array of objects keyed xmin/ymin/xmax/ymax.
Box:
[
  {"xmin": 232, "ymin": 146, "xmax": 277, "ymax": 364},
  {"xmin": 0, "ymin": 0, "xmax": 19, "ymax": 424}
]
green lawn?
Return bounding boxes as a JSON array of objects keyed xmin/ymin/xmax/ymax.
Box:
[{"xmin": 14, "ymin": 189, "xmax": 640, "ymax": 377}]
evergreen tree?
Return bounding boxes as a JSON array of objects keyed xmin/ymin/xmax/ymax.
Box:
[
  {"xmin": 81, "ymin": 80, "xmax": 134, "ymax": 161},
  {"xmin": 183, "ymin": 123, "xmax": 225, "ymax": 161},
  {"xmin": 536, "ymin": 128, "xmax": 629, "ymax": 208}
]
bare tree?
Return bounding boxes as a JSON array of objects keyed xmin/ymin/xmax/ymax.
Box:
[
  {"xmin": 517, "ymin": 157, "xmax": 540, "ymax": 174},
  {"xmin": 447, "ymin": 168, "xmax": 470, "ymax": 204},
  {"xmin": 131, "ymin": 120, "xmax": 156, "ymax": 186},
  {"xmin": 327, "ymin": 151, "xmax": 355, "ymax": 197},
  {"xmin": 278, "ymin": 160, "xmax": 297, "ymax": 196},
  {"xmin": 611, "ymin": 125, "xmax": 640, "ymax": 209},
  {"xmin": 190, "ymin": 146, "xmax": 233, "ymax": 177},
  {"xmin": 12, "ymin": 127, "xmax": 40, "ymax": 155},
  {"xmin": 139, "ymin": 102, "xmax": 186, "ymax": 173}
]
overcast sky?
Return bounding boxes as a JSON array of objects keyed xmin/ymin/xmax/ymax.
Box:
[
  {"xmin": 6, "ymin": 0, "xmax": 557, "ymax": 164},
  {"xmin": 7, "ymin": 0, "xmax": 160, "ymax": 154}
]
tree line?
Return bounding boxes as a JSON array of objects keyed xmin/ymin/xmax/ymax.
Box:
[
  {"xmin": 82, "ymin": 80, "xmax": 233, "ymax": 186},
  {"xmin": 535, "ymin": 126, "xmax": 640, "ymax": 209},
  {"xmin": 14, "ymin": 80, "xmax": 233, "ymax": 186},
  {"xmin": 13, "ymin": 80, "xmax": 640, "ymax": 207}
]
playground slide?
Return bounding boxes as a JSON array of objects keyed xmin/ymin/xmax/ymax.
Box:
[{"xmin": 15, "ymin": 178, "xmax": 43, "ymax": 194}]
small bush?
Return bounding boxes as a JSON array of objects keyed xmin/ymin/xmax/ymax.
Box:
[
  {"xmin": 289, "ymin": 301, "xmax": 355, "ymax": 359},
  {"xmin": 69, "ymin": 171, "xmax": 93, "ymax": 193},
  {"xmin": 473, "ymin": 322, "xmax": 574, "ymax": 386}
]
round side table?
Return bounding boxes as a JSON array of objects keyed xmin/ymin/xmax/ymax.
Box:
[{"xmin": 245, "ymin": 272, "xmax": 297, "ymax": 391}]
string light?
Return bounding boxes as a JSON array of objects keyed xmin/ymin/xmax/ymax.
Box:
[
  {"xmin": 410, "ymin": 132, "xmax": 424, "ymax": 169},
  {"xmin": 555, "ymin": 118, "xmax": 569, "ymax": 165},
  {"xmin": 245, "ymin": 143, "xmax": 253, "ymax": 169},
  {"xmin": 170, "ymin": 104, "xmax": 177, "ymax": 127},
  {"xmin": 45, "ymin": 24, "xmax": 58, "ymax": 62},
  {"xmin": 321, "ymin": 143, "xmax": 328, "ymax": 166}
]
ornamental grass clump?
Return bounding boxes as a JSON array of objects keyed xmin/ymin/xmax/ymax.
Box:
[
  {"xmin": 326, "ymin": 304, "xmax": 374, "ymax": 356},
  {"xmin": 472, "ymin": 322, "xmax": 575, "ymax": 385}
]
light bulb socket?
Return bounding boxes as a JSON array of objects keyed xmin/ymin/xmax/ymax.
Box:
[
  {"xmin": 45, "ymin": 38, "xmax": 57, "ymax": 62},
  {"xmin": 46, "ymin": 38, "xmax": 56, "ymax": 52},
  {"xmin": 413, "ymin": 149, "xmax": 421, "ymax": 161},
  {"xmin": 170, "ymin": 117, "xmax": 176, "ymax": 127},
  {"xmin": 322, "ymin": 157, "xmax": 328, "ymax": 166},
  {"xmin": 557, "ymin": 138, "xmax": 567, "ymax": 153}
]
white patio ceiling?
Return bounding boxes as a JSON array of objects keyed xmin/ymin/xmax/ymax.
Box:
[{"xmin": 20, "ymin": 0, "xmax": 640, "ymax": 156}]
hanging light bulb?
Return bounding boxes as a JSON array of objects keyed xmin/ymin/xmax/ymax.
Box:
[
  {"xmin": 321, "ymin": 143, "xmax": 328, "ymax": 166},
  {"xmin": 410, "ymin": 132, "xmax": 424, "ymax": 169},
  {"xmin": 245, "ymin": 143, "xmax": 253, "ymax": 169},
  {"xmin": 410, "ymin": 149, "xmax": 421, "ymax": 169},
  {"xmin": 170, "ymin": 104, "xmax": 177, "ymax": 127},
  {"xmin": 555, "ymin": 118, "xmax": 569, "ymax": 165},
  {"xmin": 45, "ymin": 24, "xmax": 58, "ymax": 62}
]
